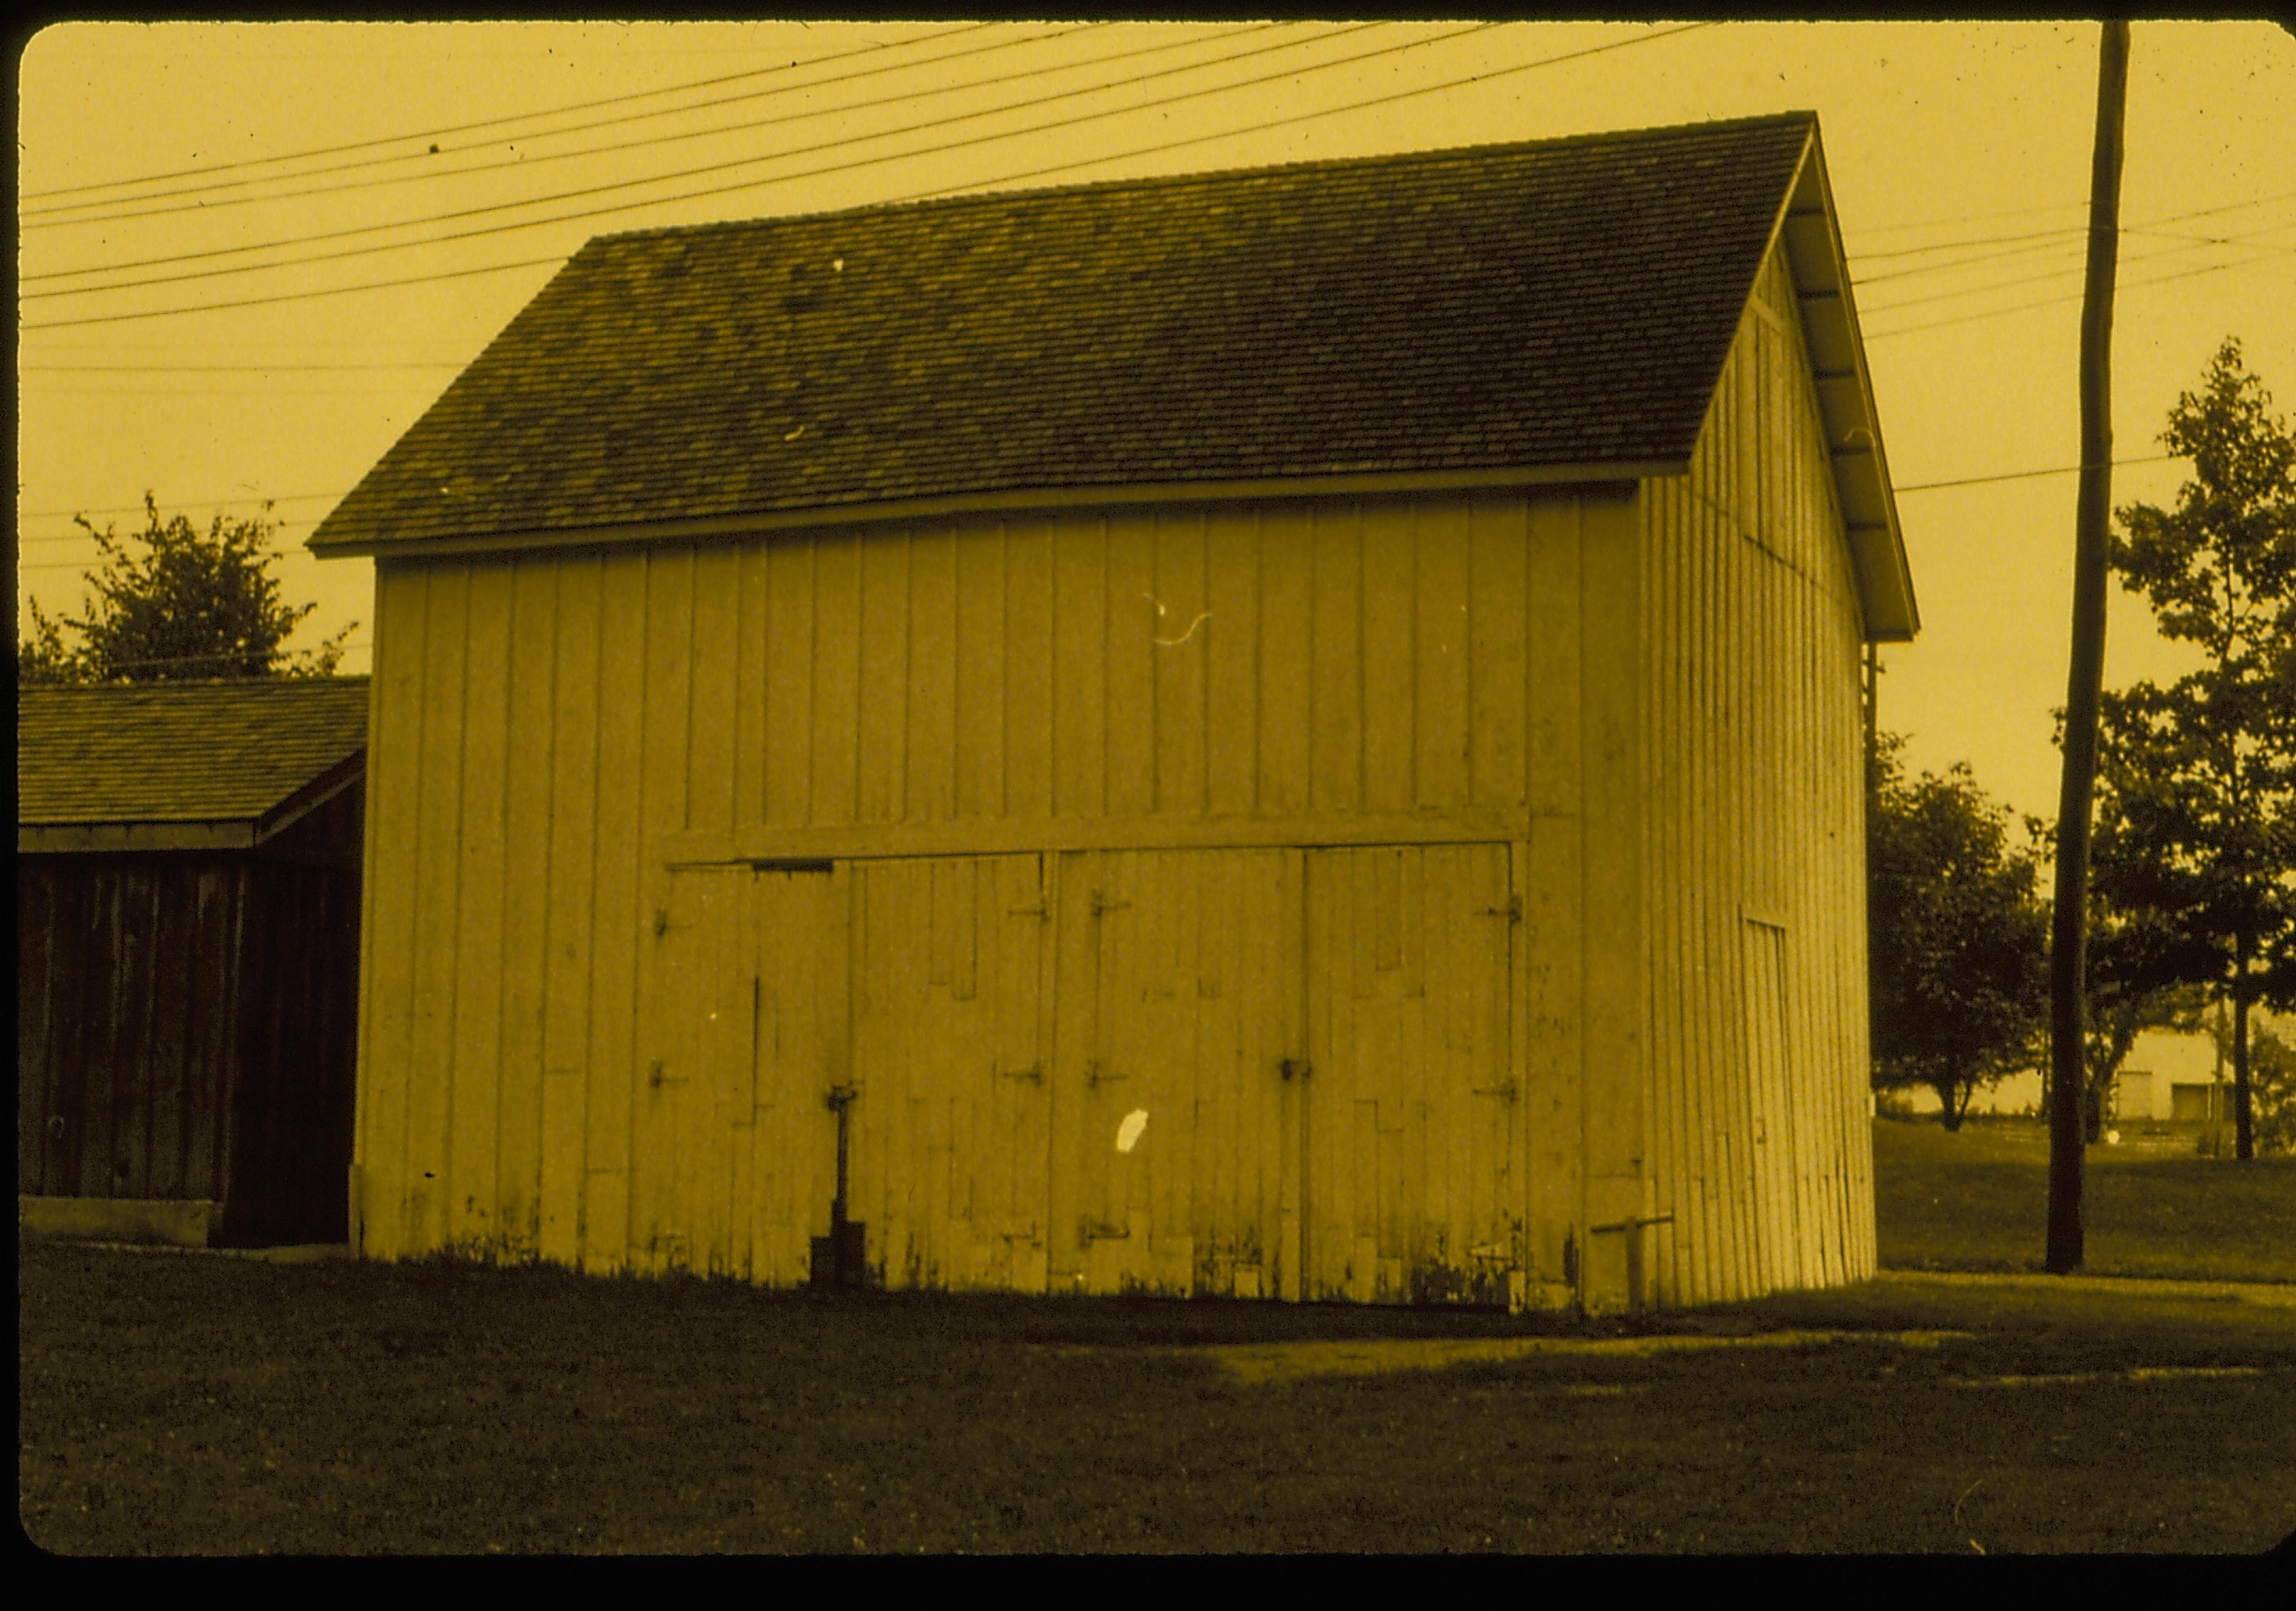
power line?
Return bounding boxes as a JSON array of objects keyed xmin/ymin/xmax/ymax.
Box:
[
  {"xmin": 1845, "ymin": 188, "xmax": 2296, "ymax": 264},
  {"xmin": 22, "ymin": 22, "xmax": 1374, "ymax": 305},
  {"xmin": 20, "ymin": 24, "xmax": 988, "ymax": 206},
  {"xmin": 1895, "ymin": 454, "xmax": 2176, "ymax": 493},
  {"xmin": 9, "ymin": 644, "xmax": 373, "ymax": 670},
  {"xmin": 1842, "ymin": 198, "xmax": 2094, "ymax": 240},
  {"xmin": 1861, "ymin": 248, "xmax": 2289, "ymax": 341},
  {"xmin": 25, "ymin": 383, "xmax": 451, "ymax": 398},
  {"xmin": 881, "ymin": 23, "xmax": 1721, "ymax": 208},
  {"xmin": 1855, "ymin": 227, "xmax": 2292, "ymax": 308},
  {"xmin": 1853, "ymin": 224, "xmax": 2083, "ymax": 266},
  {"xmin": 30, "ymin": 21, "xmax": 2254, "ymax": 350},
  {"xmin": 1855, "ymin": 224, "xmax": 2295, "ymax": 318},
  {"xmin": 23, "ymin": 361, "xmax": 465, "ymax": 372},
  {"xmin": 18, "ymin": 490, "xmax": 347, "ymax": 522},
  {"xmin": 23, "ymin": 251, "xmax": 572, "ymax": 331},
  {"xmin": 22, "ymin": 21, "xmax": 1492, "ymax": 331},
  {"xmin": 23, "ymin": 22, "xmax": 1094, "ymax": 236}
]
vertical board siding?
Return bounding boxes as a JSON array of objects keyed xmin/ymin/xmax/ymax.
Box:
[
  {"xmin": 22, "ymin": 850, "xmax": 356, "ymax": 1243},
  {"xmin": 538, "ymin": 558, "xmax": 602, "ymax": 1267},
  {"xmin": 352, "ymin": 483, "xmax": 1673, "ymax": 1307},
  {"xmin": 496, "ymin": 563, "xmax": 556, "ymax": 1257},
  {"xmin": 1635, "ymin": 236, "xmax": 1874, "ymax": 1307},
  {"xmin": 405, "ymin": 566, "xmax": 468, "ymax": 1257},
  {"xmin": 449, "ymin": 562, "xmax": 513, "ymax": 1253}
]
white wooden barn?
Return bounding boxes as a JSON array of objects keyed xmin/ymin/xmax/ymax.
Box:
[{"xmin": 312, "ymin": 111, "xmax": 1918, "ymax": 1312}]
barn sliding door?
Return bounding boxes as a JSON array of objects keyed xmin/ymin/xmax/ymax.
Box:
[
  {"xmin": 647, "ymin": 843, "xmax": 1521, "ymax": 1306},
  {"xmin": 641, "ymin": 863, "xmax": 844, "ymax": 1282},
  {"xmin": 1304, "ymin": 844, "xmax": 1520, "ymax": 1305},
  {"xmin": 849, "ymin": 855, "xmax": 1052, "ymax": 1293},
  {"xmin": 1049, "ymin": 848, "xmax": 1302, "ymax": 1300}
]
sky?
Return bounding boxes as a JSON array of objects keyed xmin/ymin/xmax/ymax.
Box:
[{"xmin": 17, "ymin": 19, "xmax": 2296, "ymax": 826}]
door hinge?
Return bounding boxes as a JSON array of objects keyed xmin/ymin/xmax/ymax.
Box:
[
  {"xmin": 1479, "ymin": 894, "xmax": 1523, "ymax": 922},
  {"xmin": 1084, "ymin": 1060, "xmax": 1126, "ymax": 1089},
  {"xmin": 999, "ymin": 1064, "xmax": 1045, "ymax": 1085},
  {"xmin": 1079, "ymin": 1217, "xmax": 1131, "ymax": 1245},
  {"xmin": 1472, "ymin": 1078, "xmax": 1518, "ymax": 1100},
  {"xmin": 1089, "ymin": 889, "xmax": 1130, "ymax": 918},
  {"xmin": 1278, "ymin": 1057, "xmax": 1312, "ymax": 1081}
]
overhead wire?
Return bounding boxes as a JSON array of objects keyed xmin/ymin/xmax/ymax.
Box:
[
  {"xmin": 1894, "ymin": 454, "xmax": 2178, "ymax": 493},
  {"xmin": 1861, "ymin": 248, "xmax": 2291, "ymax": 341},
  {"xmin": 1845, "ymin": 188, "xmax": 2296, "ymax": 264},
  {"xmin": 1855, "ymin": 220, "xmax": 2295, "ymax": 315},
  {"xmin": 23, "ymin": 360, "xmax": 466, "ymax": 372},
  {"xmin": 867, "ymin": 23, "xmax": 1718, "ymax": 206},
  {"xmin": 22, "ymin": 21, "xmax": 1384, "ymax": 305},
  {"xmin": 9, "ymin": 643, "xmax": 373, "ymax": 670},
  {"xmin": 21, "ymin": 21, "xmax": 1129, "ymax": 247},
  {"xmin": 22, "ymin": 20, "xmax": 1516, "ymax": 330},
  {"xmin": 15, "ymin": 19, "xmax": 2281, "ymax": 540},
  {"xmin": 20, "ymin": 23, "xmax": 991, "ymax": 208}
]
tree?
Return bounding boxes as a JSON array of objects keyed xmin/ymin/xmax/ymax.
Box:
[
  {"xmin": 2100, "ymin": 338, "xmax": 2296, "ymax": 1160},
  {"xmin": 2073, "ymin": 781, "xmax": 2222, "ymax": 1142},
  {"xmin": 18, "ymin": 493, "xmax": 354, "ymax": 684},
  {"xmin": 2225, "ymin": 1018, "xmax": 2296, "ymax": 1157},
  {"xmin": 1868, "ymin": 733, "xmax": 2054, "ymax": 1130}
]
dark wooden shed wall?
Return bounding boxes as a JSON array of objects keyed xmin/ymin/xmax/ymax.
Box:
[{"xmin": 16, "ymin": 784, "xmax": 363, "ymax": 1245}]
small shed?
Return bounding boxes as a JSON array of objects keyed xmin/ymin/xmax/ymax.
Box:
[
  {"xmin": 313, "ymin": 112, "xmax": 1917, "ymax": 1310},
  {"xmin": 17, "ymin": 678, "xmax": 368, "ymax": 1247}
]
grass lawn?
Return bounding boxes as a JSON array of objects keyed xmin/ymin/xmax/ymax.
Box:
[
  {"xmin": 20, "ymin": 1231, "xmax": 2296, "ymax": 1555},
  {"xmin": 1873, "ymin": 1116, "xmax": 2296, "ymax": 1284}
]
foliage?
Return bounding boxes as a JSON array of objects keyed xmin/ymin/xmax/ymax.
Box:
[
  {"xmin": 2071, "ymin": 785, "xmax": 2219, "ymax": 1140},
  {"xmin": 17, "ymin": 493, "xmax": 354, "ymax": 683},
  {"xmin": 2098, "ymin": 338, "xmax": 2296, "ymax": 1159},
  {"xmin": 1867, "ymin": 733, "xmax": 2053, "ymax": 1130},
  {"xmin": 2208, "ymin": 1017, "xmax": 2296, "ymax": 1157}
]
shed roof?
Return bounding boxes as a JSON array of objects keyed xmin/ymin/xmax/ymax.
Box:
[
  {"xmin": 18, "ymin": 678, "xmax": 369, "ymax": 853},
  {"xmin": 310, "ymin": 111, "xmax": 1913, "ymax": 636}
]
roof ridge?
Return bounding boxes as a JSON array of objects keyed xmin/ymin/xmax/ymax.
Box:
[{"xmin": 589, "ymin": 109, "xmax": 1821, "ymax": 248}]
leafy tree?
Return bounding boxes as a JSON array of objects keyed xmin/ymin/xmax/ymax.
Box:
[
  {"xmin": 17, "ymin": 493, "xmax": 354, "ymax": 684},
  {"xmin": 1869, "ymin": 733, "xmax": 2053, "ymax": 1130},
  {"xmin": 2072, "ymin": 785, "xmax": 2221, "ymax": 1142},
  {"xmin": 2099, "ymin": 339, "xmax": 2296, "ymax": 1160},
  {"xmin": 2237, "ymin": 1020, "xmax": 2296, "ymax": 1156}
]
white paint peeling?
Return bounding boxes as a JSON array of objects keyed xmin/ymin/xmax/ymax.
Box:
[{"xmin": 1115, "ymin": 1109, "xmax": 1149, "ymax": 1153}]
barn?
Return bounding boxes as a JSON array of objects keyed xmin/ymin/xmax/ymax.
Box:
[
  {"xmin": 311, "ymin": 111, "xmax": 1917, "ymax": 1312},
  {"xmin": 17, "ymin": 678, "xmax": 368, "ymax": 1247}
]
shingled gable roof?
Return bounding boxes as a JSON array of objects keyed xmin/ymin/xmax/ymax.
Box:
[
  {"xmin": 310, "ymin": 111, "xmax": 1915, "ymax": 639},
  {"xmin": 18, "ymin": 678, "xmax": 369, "ymax": 853}
]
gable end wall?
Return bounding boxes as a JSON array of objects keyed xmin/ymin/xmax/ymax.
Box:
[{"xmin": 1633, "ymin": 235, "xmax": 1878, "ymax": 1308}]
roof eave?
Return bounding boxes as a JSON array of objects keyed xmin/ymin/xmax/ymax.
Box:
[
  {"xmin": 250, "ymin": 751, "xmax": 366, "ymax": 846},
  {"xmin": 1777, "ymin": 131, "xmax": 1920, "ymax": 644},
  {"xmin": 19, "ymin": 821, "xmax": 261, "ymax": 854},
  {"xmin": 308, "ymin": 460, "xmax": 1677, "ymax": 562}
]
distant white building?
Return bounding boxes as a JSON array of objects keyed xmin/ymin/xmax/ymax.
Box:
[
  {"xmin": 2115, "ymin": 1027, "xmax": 2228, "ymax": 1123},
  {"xmin": 1887, "ymin": 1006, "xmax": 2285, "ymax": 1125}
]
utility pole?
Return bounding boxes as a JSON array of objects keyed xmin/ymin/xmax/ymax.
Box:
[{"xmin": 2047, "ymin": 19, "xmax": 2130, "ymax": 1276}]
